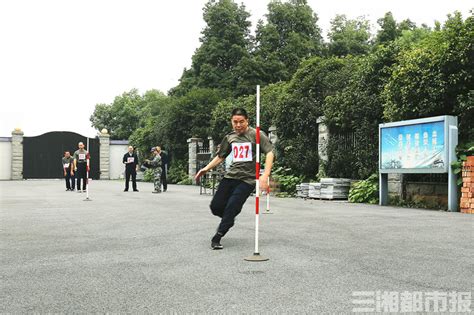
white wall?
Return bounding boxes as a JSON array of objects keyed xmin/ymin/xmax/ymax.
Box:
[
  {"xmin": 0, "ymin": 139, "xmax": 12, "ymax": 180},
  {"xmin": 109, "ymin": 144, "xmax": 129, "ymax": 179}
]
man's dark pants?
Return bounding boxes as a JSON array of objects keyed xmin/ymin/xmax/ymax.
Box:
[
  {"xmin": 65, "ymin": 170, "xmax": 75, "ymax": 190},
  {"xmin": 161, "ymin": 166, "xmax": 167, "ymax": 191},
  {"xmin": 125, "ymin": 168, "xmax": 137, "ymax": 191},
  {"xmin": 76, "ymin": 163, "xmax": 87, "ymax": 190},
  {"xmin": 210, "ymin": 178, "xmax": 254, "ymax": 236}
]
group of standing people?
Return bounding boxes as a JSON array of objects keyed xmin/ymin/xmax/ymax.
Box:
[
  {"xmin": 122, "ymin": 145, "xmax": 168, "ymax": 193},
  {"xmin": 62, "ymin": 142, "xmax": 89, "ymax": 192},
  {"xmin": 62, "ymin": 143, "xmax": 168, "ymax": 194}
]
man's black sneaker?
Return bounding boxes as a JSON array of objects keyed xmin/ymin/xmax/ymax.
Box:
[
  {"xmin": 133, "ymin": 189, "xmax": 139, "ymax": 192},
  {"xmin": 211, "ymin": 241, "xmax": 223, "ymax": 250},
  {"xmin": 211, "ymin": 232, "xmax": 224, "ymax": 250}
]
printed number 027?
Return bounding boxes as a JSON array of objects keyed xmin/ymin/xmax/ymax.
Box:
[{"xmin": 233, "ymin": 145, "xmax": 249, "ymax": 159}]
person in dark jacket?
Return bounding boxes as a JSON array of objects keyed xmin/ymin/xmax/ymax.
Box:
[
  {"xmin": 156, "ymin": 146, "xmax": 169, "ymax": 192},
  {"xmin": 123, "ymin": 146, "xmax": 139, "ymax": 192}
]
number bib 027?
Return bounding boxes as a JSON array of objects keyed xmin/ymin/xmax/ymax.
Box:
[{"xmin": 232, "ymin": 142, "xmax": 252, "ymax": 162}]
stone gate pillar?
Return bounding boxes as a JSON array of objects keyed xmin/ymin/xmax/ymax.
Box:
[
  {"xmin": 317, "ymin": 116, "xmax": 329, "ymax": 176},
  {"xmin": 11, "ymin": 128, "xmax": 24, "ymax": 180},
  {"xmin": 99, "ymin": 129, "xmax": 110, "ymax": 180},
  {"xmin": 208, "ymin": 136, "xmax": 215, "ymax": 157},
  {"xmin": 188, "ymin": 137, "xmax": 202, "ymax": 184}
]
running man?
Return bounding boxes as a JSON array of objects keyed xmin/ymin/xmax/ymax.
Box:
[{"xmin": 195, "ymin": 108, "xmax": 275, "ymax": 250}]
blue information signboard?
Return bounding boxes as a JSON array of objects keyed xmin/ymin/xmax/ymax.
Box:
[{"xmin": 380, "ymin": 121, "xmax": 446, "ymax": 171}]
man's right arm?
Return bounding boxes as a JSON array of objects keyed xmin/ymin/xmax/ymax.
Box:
[
  {"xmin": 73, "ymin": 153, "xmax": 77, "ymax": 171},
  {"xmin": 195, "ymin": 155, "xmax": 225, "ymax": 181}
]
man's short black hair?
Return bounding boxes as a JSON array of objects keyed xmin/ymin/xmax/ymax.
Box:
[{"xmin": 231, "ymin": 108, "xmax": 248, "ymax": 119}]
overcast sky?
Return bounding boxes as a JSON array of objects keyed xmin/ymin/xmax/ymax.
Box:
[{"xmin": 0, "ymin": 0, "xmax": 472, "ymax": 137}]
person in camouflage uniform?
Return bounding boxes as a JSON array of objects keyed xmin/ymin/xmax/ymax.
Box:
[{"xmin": 145, "ymin": 147, "xmax": 162, "ymax": 193}]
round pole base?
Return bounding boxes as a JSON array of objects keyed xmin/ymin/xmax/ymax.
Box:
[
  {"xmin": 83, "ymin": 197, "xmax": 92, "ymax": 201},
  {"xmin": 244, "ymin": 253, "xmax": 269, "ymax": 262},
  {"xmin": 262, "ymin": 211, "xmax": 273, "ymax": 214}
]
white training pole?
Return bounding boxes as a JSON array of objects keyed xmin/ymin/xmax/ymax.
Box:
[
  {"xmin": 84, "ymin": 137, "xmax": 91, "ymax": 201},
  {"xmin": 245, "ymin": 85, "xmax": 268, "ymax": 262}
]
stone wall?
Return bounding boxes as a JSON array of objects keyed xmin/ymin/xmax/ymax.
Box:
[
  {"xmin": 109, "ymin": 140, "xmax": 129, "ymax": 180},
  {"xmin": 0, "ymin": 137, "xmax": 12, "ymax": 180},
  {"xmin": 405, "ymin": 181, "xmax": 448, "ymax": 209}
]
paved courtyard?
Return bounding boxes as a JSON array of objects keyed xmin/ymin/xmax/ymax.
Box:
[{"xmin": 1, "ymin": 180, "xmax": 472, "ymax": 313}]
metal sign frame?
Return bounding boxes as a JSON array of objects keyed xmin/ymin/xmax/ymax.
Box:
[{"xmin": 378, "ymin": 115, "xmax": 458, "ymax": 211}]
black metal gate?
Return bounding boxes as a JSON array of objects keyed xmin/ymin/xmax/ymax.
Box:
[{"xmin": 23, "ymin": 131, "xmax": 100, "ymax": 179}]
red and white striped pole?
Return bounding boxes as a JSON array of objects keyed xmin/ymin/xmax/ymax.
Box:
[{"xmin": 245, "ymin": 85, "xmax": 268, "ymax": 262}]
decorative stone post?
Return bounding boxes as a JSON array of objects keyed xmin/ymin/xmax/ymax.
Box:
[
  {"xmin": 188, "ymin": 137, "xmax": 202, "ymax": 184},
  {"xmin": 208, "ymin": 136, "xmax": 215, "ymax": 157},
  {"xmin": 268, "ymin": 126, "xmax": 278, "ymax": 145},
  {"xmin": 317, "ymin": 116, "xmax": 329, "ymax": 176},
  {"xmin": 388, "ymin": 173, "xmax": 405, "ymax": 200},
  {"xmin": 11, "ymin": 128, "xmax": 24, "ymax": 180},
  {"xmin": 98, "ymin": 129, "xmax": 110, "ymax": 180}
]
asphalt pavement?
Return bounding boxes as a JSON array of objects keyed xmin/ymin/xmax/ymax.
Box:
[{"xmin": 1, "ymin": 180, "xmax": 472, "ymax": 313}]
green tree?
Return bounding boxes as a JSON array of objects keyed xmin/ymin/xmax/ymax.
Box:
[
  {"xmin": 327, "ymin": 15, "xmax": 372, "ymax": 57},
  {"xmin": 171, "ymin": 0, "xmax": 252, "ymax": 96},
  {"xmin": 375, "ymin": 12, "xmax": 418, "ymax": 46},
  {"xmin": 398, "ymin": 19, "xmax": 417, "ymax": 33},
  {"xmin": 383, "ymin": 12, "xmax": 473, "ymax": 141},
  {"xmin": 128, "ymin": 90, "xmax": 169, "ymax": 156},
  {"xmin": 253, "ymin": 0, "xmax": 322, "ymax": 83},
  {"xmin": 272, "ymin": 56, "xmax": 349, "ymax": 177},
  {"xmin": 375, "ymin": 12, "xmax": 398, "ymax": 45},
  {"xmin": 90, "ymin": 89, "xmax": 144, "ymax": 140},
  {"xmin": 157, "ymin": 88, "xmax": 226, "ymax": 159}
]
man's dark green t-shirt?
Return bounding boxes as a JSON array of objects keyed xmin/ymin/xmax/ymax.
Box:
[
  {"xmin": 62, "ymin": 157, "xmax": 73, "ymax": 170},
  {"xmin": 216, "ymin": 127, "xmax": 274, "ymax": 185},
  {"xmin": 73, "ymin": 149, "xmax": 88, "ymax": 163}
]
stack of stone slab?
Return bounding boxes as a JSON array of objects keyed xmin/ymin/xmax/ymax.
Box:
[
  {"xmin": 296, "ymin": 183, "xmax": 309, "ymax": 198},
  {"xmin": 308, "ymin": 183, "xmax": 321, "ymax": 198},
  {"xmin": 320, "ymin": 178, "xmax": 351, "ymax": 200}
]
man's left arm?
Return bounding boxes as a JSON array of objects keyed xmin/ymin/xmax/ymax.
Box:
[
  {"xmin": 259, "ymin": 131, "xmax": 275, "ymax": 191},
  {"xmin": 259, "ymin": 151, "xmax": 274, "ymax": 190}
]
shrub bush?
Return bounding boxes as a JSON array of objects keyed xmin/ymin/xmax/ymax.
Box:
[
  {"xmin": 349, "ymin": 174, "xmax": 379, "ymax": 204},
  {"xmin": 272, "ymin": 166, "xmax": 304, "ymax": 197}
]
